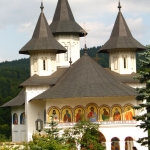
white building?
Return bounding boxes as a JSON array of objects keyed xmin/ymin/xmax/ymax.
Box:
[{"xmin": 1, "ymin": 1, "xmax": 147, "ymax": 150}]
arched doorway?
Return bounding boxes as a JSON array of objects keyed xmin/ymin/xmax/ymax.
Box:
[
  {"xmin": 125, "ymin": 136, "xmax": 134, "ymax": 150},
  {"xmin": 111, "ymin": 137, "xmax": 120, "ymax": 150}
]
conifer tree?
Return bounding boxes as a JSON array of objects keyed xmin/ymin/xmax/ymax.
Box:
[{"xmin": 134, "ymin": 45, "xmax": 150, "ymax": 149}]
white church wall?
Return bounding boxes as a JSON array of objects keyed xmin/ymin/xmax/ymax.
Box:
[
  {"xmin": 30, "ymin": 52, "xmax": 57, "ymax": 76},
  {"xmin": 11, "ymin": 106, "xmax": 26, "ymax": 142},
  {"xmin": 25, "ymin": 85, "xmax": 49, "ymax": 141},
  {"xmin": 54, "ymin": 34, "xmax": 80, "ymax": 67}
]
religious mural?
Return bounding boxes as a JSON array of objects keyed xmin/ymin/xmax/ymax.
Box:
[
  {"xmin": 47, "ymin": 108, "xmax": 60, "ymax": 122},
  {"xmin": 111, "ymin": 137, "xmax": 120, "ymax": 150},
  {"xmin": 13, "ymin": 113, "xmax": 18, "ymax": 125},
  {"xmin": 124, "ymin": 106, "xmax": 134, "ymax": 121},
  {"xmin": 112, "ymin": 107, "xmax": 122, "ymax": 121},
  {"xmin": 75, "ymin": 107, "xmax": 85, "ymax": 122},
  {"xmin": 46, "ymin": 103, "xmax": 135, "ymax": 123},
  {"xmin": 62, "ymin": 108, "xmax": 72, "ymax": 123},
  {"xmin": 20, "ymin": 112, "xmax": 25, "ymax": 124},
  {"xmin": 100, "ymin": 106, "xmax": 110, "ymax": 121},
  {"xmin": 87, "ymin": 105, "xmax": 97, "ymax": 122}
]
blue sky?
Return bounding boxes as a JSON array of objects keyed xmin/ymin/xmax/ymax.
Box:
[{"xmin": 0, "ymin": 0, "xmax": 150, "ymax": 62}]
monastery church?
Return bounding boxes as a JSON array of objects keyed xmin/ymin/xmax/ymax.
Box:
[{"xmin": 1, "ymin": 0, "xmax": 148, "ymax": 150}]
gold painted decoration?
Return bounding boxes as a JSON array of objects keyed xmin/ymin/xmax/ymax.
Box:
[
  {"xmin": 47, "ymin": 109, "xmax": 60, "ymax": 122},
  {"xmin": 75, "ymin": 108, "xmax": 85, "ymax": 122},
  {"xmin": 124, "ymin": 106, "xmax": 134, "ymax": 121},
  {"xmin": 87, "ymin": 105, "xmax": 97, "ymax": 122},
  {"xmin": 62, "ymin": 108, "xmax": 72, "ymax": 123},
  {"xmin": 100, "ymin": 107, "xmax": 110, "ymax": 121},
  {"xmin": 112, "ymin": 107, "xmax": 122, "ymax": 121}
]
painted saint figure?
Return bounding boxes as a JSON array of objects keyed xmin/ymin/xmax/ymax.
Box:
[
  {"xmin": 51, "ymin": 109, "xmax": 59, "ymax": 121},
  {"xmin": 113, "ymin": 108, "xmax": 121, "ymax": 121},
  {"xmin": 102, "ymin": 108, "xmax": 109, "ymax": 121},
  {"xmin": 13, "ymin": 113, "xmax": 18, "ymax": 125},
  {"xmin": 87, "ymin": 107, "xmax": 97, "ymax": 122},
  {"xmin": 64, "ymin": 110, "xmax": 71, "ymax": 122},
  {"xmin": 20, "ymin": 112, "xmax": 25, "ymax": 124},
  {"xmin": 125, "ymin": 107, "xmax": 133, "ymax": 120},
  {"xmin": 76, "ymin": 109, "xmax": 83, "ymax": 122}
]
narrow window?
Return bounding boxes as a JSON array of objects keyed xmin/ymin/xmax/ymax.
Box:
[
  {"xmin": 43, "ymin": 60, "xmax": 46, "ymax": 70},
  {"xmin": 124, "ymin": 58, "xmax": 126, "ymax": 69}
]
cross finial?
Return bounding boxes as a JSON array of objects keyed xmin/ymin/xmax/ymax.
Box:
[
  {"xmin": 37, "ymin": 112, "xmax": 41, "ymax": 119},
  {"xmin": 40, "ymin": 1, "xmax": 44, "ymax": 12},
  {"xmin": 118, "ymin": 0, "xmax": 122, "ymax": 11},
  {"xmin": 69, "ymin": 57, "xmax": 72, "ymax": 66},
  {"xmin": 84, "ymin": 44, "xmax": 88, "ymax": 54}
]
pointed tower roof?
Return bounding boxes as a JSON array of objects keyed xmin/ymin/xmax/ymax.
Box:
[
  {"xmin": 32, "ymin": 50, "xmax": 136, "ymax": 100},
  {"xmin": 19, "ymin": 2, "xmax": 67, "ymax": 55},
  {"xmin": 99, "ymin": 2, "xmax": 145, "ymax": 53},
  {"xmin": 49, "ymin": 0, "xmax": 87, "ymax": 37}
]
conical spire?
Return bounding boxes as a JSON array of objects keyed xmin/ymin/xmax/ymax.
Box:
[
  {"xmin": 50, "ymin": 0, "xmax": 87, "ymax": 37},
  {"xmin": 99, "ymin": 2, "xmax": 145, "ymax": 53},
  {"xmin": 19, "ymin": 2, "xmax": 67, "ymax": 55}
]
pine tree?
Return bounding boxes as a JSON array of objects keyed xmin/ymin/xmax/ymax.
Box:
[{"xmin": 134, "ymin": 45, "xmax": 150, "ymax": 149}]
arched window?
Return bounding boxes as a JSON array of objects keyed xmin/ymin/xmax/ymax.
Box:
[
  {"xmin": 125, "ymin": 136, "xmax": 134, "ymax": 150},
  {"xmin": 20, "ymin": 112, "xmax": 25, "ymax": 125},
  {"xmin": 111, "ymin": 137, "xmax": 120, "ymax": 150},
  {"xmin": 13, "ymin": 113, "xmax": 18, "ymax": 125}
]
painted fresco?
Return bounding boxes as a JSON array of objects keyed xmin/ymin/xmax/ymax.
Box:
[
  {"xmin": 112, "ymin": 107, "xmax": 122, "ymax": 121},
  {"xmin": 62, "ymin": 108, "xmax": 72, "ymax": 123},
  {"xmin": 75, "ymin": 107, "xmax": 85, "ymax": 122},
  {"xmin": 47, "ymin": 108, "xmax": 60, "ymax": 122},
  {"xmin": 13, "ymin": 113, "xmax": 18, "ymax": 125},
  {"xmin": 124, "ymin": 106, "xmax": 134, "ymax": 120},
  {"xmin": 87, "ymin": 105, "xmax": 97, "ymax": 122},
  {"xmin": 100, "ymin": 107, "xmax": 110, "ymax": 121},
  {"xmin": 20, "ymin": 112, "xmax": 25, "ymax": 124},
  {"xmin": 111, "ymin": 137, "xmax": 120, "ymax": 150}
]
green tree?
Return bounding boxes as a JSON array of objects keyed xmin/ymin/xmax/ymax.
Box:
[
  {"xmin": 134, "ymin": 45, "xmax": 150, "ymax": 149},
  {"xmin": 64, "ymin": 120, "xmax": 105, "ymax": 150}
]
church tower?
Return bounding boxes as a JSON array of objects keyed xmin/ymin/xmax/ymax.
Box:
[
  {"xmin": 50, "ymin": 0, "xmax": 87, "ymax": 67},
  {"xmin": 19, "ymin": 2, "xmax": 66, "ymax": 76},
  {"xmin": 98, "ymin": 2, "xmax": 145, "ymax": 74}
]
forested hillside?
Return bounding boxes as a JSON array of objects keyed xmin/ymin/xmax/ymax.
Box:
[
  {"xmin": 0, "ymin": 58, "xmax": 30, "ymax": 140},
  {"xmin": 0, "ymin": 46, "xmax": 143, "ymax": 140}
]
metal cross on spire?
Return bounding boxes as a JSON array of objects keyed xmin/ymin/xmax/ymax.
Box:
[
  {"xmin": 40, "ymin": 0, "xmax": 44, "ymax": 12},
  {"xmin": 118, "ymin": 0, "xmax": 122, "ymax": 11}
]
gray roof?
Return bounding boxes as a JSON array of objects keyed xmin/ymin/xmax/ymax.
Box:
[
  {"xmin": 49, "ymin": 0, "xmax": 87, "ymax": 37},
  {"xmin": 20, "ymin": 68, "xmax": 69, "ymax": 87},
  {"xmin": 19, "ymin": 6, "xmax": 67, "ymax": 55},
  {"xmin": 99, "ymin": 11, "xmax": 146, "ymax": 53},
  {"xmin": 1, "ymin": 90, "xmax": 25, "ymax": 107},
  {"xmin": 105, "ymin": 68, "xmax": 138, "ymax": 83},
  {"xmin": 32, "ymin": 52, "xmax": 137, "ymax": 100}
]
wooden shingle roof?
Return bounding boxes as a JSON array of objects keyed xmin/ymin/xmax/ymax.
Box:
[
  {"xmin": 50, "ymin": 0, "xmax": 87, "ymax": 37},
  {"xmin": 20, "ymin": 68, "xmax": 69, "ymax": 87},
  {"xmin": 99, "ymin": 7, "xmax": 145, "ymax": 53},
  {"xmin": 32, "ymin": 52, "xmax": 136, "ymax": 100},
  {"xmin": 19, "ymin": 3, "xmax": 67, "ymax": 55},
  {"xmin": 1, "ymin": 90, "xmax": 25, "ymax": 107}
]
